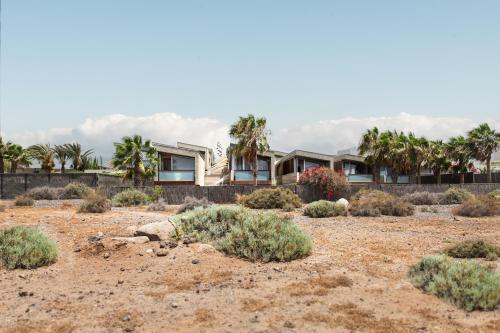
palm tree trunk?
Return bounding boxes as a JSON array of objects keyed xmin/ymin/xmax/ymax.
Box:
[
  {"xmin": 459, "ymin": 173, "xmax": 465, "ymax": 184},
  {"xmin": 487, "ymin": 155, "xmax": 491, "ymax": 183},
  {"xmin": 373, "ymin": 164, "xmax": 379, "ymax": 184},
  {"xmin": 253, "ymin": 160, "xmax": 258, "ymax": 186},
  {"xmin": 10, "ymin": 162, "xmax": 18, "ymax": 173},
  {"xmin": 436, "ymin": 170, "xmax": 441, "ymax": 185},
  {"xmin": 392, "ymin": 171, "xmax": 398, "ymax": 184},
  {"xmin": 61, "ymin": 162, "xmax": 66, "ymax": 174},
  {"xmin": 417, "ymin": 166, "xmax": 421, "ymax": 185},
  {"xmin": 134, "ymin": 163, "xmax": 141, "ymax": 187},
  {"xmin": 0, "ymin": 157, "xmax": 4, "ymax": 174}
]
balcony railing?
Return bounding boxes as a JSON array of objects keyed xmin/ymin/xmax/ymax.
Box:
[
  {"xmin": 347, "ymin": 174, "xmax": 374, "ymax": 183},
  {"xmin": 159, "ymin": 170, "xmax": 195, "ymax": 182},
  {"xmin": 234, "ymin": 170, "xmax": 271, "ymax": 181},
  {"xmin": 385, "ymin": 175, "xmax": 410, "ymax": 184}
]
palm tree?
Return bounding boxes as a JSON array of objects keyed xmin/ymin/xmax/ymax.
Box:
[
  {"xmin": 424, "ymin": 140, "xmax": 451, "ymax": 184},
  {"xmin": 6, "ymin": 144, "xmax": 31, "ymax": 173},
  {"xmin": 386, "ymin": 131, "xmax": 411, "ymax": 184},
  {"xmin": 28, "ymin": 144, "xmax": 56, "ymax": 173},
  {"xmin": 466, "ymin": 123, "xmax": 500, "ymax": 183},
  {"xmin": 112, "ymin": 134, "xmax": 158, "ymax": 186},
  {"xmin": 358, "ymin": 127, "xmax": 382, "ymax": 184},
  {"xmin": 405, "ymin": 133, "xmax": 429, "ymax": 184},
  {"xmin": 53, "ymin": 145, "xmax": 69, "ymax": 173},
  {"xmin": 0, "ymin": 136, "xmax": 13, "ymax": 174},
  {"xmin": 229, "ymin": 114, "xmax": 270, "ymax": 185},
  {"xmin": 65, "ymin": 143, "xmax": 94, "ymax": 171},
  {"xmin": 446, "ymin": 136, "xmax": 470, "ymax": 184}
]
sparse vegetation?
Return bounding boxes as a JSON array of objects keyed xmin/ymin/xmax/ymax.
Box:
[
  {"xmin": 445, "ymin": 240, "xmax": 500, "ymax": 261},
  {"xmin": 14, "ymin": 195, "xmax": 34, "ymax": 207},
  {"xmin": 303, "ymin": 200, "xmax": 347, "ymax": 218},
  {"xmin": 439, "ymin": 187, "xmax": 473, "ymax": 204},
  {"xmin": 26, "ymin": 186, "xmax": 64, "ymax": 200},
  {"xmin": 237, "ymin": 187, "xmax": 302, "ymax": 210},
  {"xmin": 488, "ymin": 189, "xmax": 500, "ymax": 201},
  {"xmin": 453, "ymin": 195, "xmax": 498, "ymax": 217},
  {"xmin": 111, "ymin": 188, "xmax": 149, "ymax": 207},
  {"xmin": 173, "ymin": 206, "xmax": 312, "ymax": 262},
  {"xmin": 298, "ymin": 167, "xmax": 350, "ymax": 200},
  {"xmin": 177, "ymin": 196, "xmax": 212, "ymax": 214},
  {"xmin": 402, "ymin": 191, "xmax": 441, "ymax": 205},
  {"xmin": 61, "ymin": 182, "xmax": 93, "ymax": 199},
  {"xmin": 148, "ymin": 185, "xmax": 164, "ymax": 202},
  {"xmin": 349, "ymin": 189, "xmax": 414, "ymax": 217},
  {"xmin": 409, "ymin": 255, "xmax": 500, "ymax": 311},
  {"xmin": 78, "ymin": 192, "xmax": 111, "ymax": 213},
  {"xmin": 147, "ymin": 198, "xmax": 168, "ymax": 211},
  {"xmin": 0, "ymin": 226, "xmax": 58, "ymax": 269}
]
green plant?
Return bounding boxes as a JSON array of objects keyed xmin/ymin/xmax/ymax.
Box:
[
  {"xmin": 14, "ymin": 195, "xmax": 34, "ymax": 207},
  {"xmin": 402, "ymin": 192, "xmax": 441, "ymax": 205},
  {"xmin": 439, "ymin": 187, "xmax": 474, "ymax": 204},
  {"xmin": 349, "ymin": 189, "xmax": 414, "ymax": 217},
  {"xmin": 172, "ymin": 206, "xmax": 312, "ymax": 262},
  {"xmin": 488, "ymin": 190, "xmax": 500, "ymax": 201},
  {"xmin": 466, "ymin": 123, "xmax": 500, "ymax": 183},
  {"xmin": 303, "ymin": 200, "xmax": 347, "ymax": 218},
  {"xmin": 453, "ymin": 195, "xmax": 498, "ymax": 217},
  {"xmin": 177, "ymin": 196, "xmax": 212, "ymax": 214},
  {"xmin": 147, "ymin": 198, "xmax": 167, "ymax": 211},
  {"xmin": 78, "ymin": 192, "xmax": 111, "ymax": 213},
  {"xmin": 0, "ymin": 226, "xmax": 58, "ymax": 269},
  {"xmin": 111, "ymin": 188, "xmax": 149, "ymax": 207},
  {"xmin": 27, "ymin": 186, "xmax": 64, "ymax": 200},
  {"xmin": 61, "ymin": 182, "xmax": 93, "ymax": 199},
  {"xmin": 149, "ymin": 185, "xmax": 164, "ymax": 202},
  {"xmin": 27, "ymin": 144, "xmax": 56, "ymax": 173},
  {"xmin": 408, "ymin": 255, "xmax": 500, "ymax": 311},
  {"xmin": 445, "ymin": 240, "xmax": 500, "ymax": 261},
  {"xmin": 298, "ymin": 167, "xmax": 350, "ymax": 200},
  {"xmin": 237, "ymin": 187, "xmax": 302, "ymax": 210}
]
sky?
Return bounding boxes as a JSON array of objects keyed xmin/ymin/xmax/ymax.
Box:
[{"xmin": 1, "ymin": 1, "xmax": 499, "ymax": 159}]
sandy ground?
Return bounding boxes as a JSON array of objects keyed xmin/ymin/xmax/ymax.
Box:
[{"xmin": 0, "ymin": 201, "xmax": 499, "ymax": 333}]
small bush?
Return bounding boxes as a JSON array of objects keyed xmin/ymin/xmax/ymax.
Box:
[
  {"xmin": 349, "ymin": 189, "xmax": 414, "ymax": 217},
  {"xmin": 61, "ymin": 182, "xmax": 93, "ymax": 199},
  {"xmin": 26, "ymin": 186, "xmax": 64, "ymax": 200},
  {"xmin": 111, "ymin": 188, "xmax": 149, "ymax": 207},
  {"xmin": 0, "ymin": 226, "xmax": 58, "ymax": 269},
  {"xmin": 453, "ymin": 195, "xmax": 498, "ymax": 217},
  {"xmin": 408, "ymin": 255, "xmax": 500, "ymax": 311},
  {"xmin": 149, "ymin": 185, "xmax": 164, "ymax": 202},
  {"xmin": 488, "ymin": 189, "xmax": 500, "ymax": 201},
  {"xmin": 439, "ymin": 187, "xmax": 474, "ymax": 204},
  {"xmin": 14, "ymin": 195, "xmax": 34, "ymax": 207},
  {"xmin": 237, "ymin": 187, "xmax": 302, "ymax": 210},
  {"xmin": 303, "ymin": 200, "xmax": 347, "ymax": 218},
  {"xmin": 298, "ymin": 167, "xmax": 350, "ymax": 200},
  {"xmin": 445, "ymin": 240, "xmax": 500, "ymax": 261},
  {"xmin": 147, "ymin": 198, "xmax": 168, "ymax": 211},
  {"xmin": 402, "ymin": 192, "xmax": 441, "ymax": 205},
  {"xmin": 177, "ymin": 196, "xmax": 212, "ymax": 214},
  {"xmin": 78, "ymin": 192, "xmax": 110, "ymax": 213},
  {"xmin": 172, "ymin": 206, "xmax": 312, "ymax": 262}
]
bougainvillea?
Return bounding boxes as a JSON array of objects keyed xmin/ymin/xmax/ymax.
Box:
[{"xmin": 298, "ymin": 167, "xmax": 350, "ymax": 200}]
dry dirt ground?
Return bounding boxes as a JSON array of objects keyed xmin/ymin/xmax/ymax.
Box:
[{"xmin": 0, "ymin": 201, "xmax": 499, "ymax": 333}]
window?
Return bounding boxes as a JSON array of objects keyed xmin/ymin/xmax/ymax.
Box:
[
  {"xmin": 236, "ymin": 157, "xmax": 244, "ymax": 170},
  {"xmin": 172, "ymin": 155, "xmax": 195, "ymax": 170},
  {"xmin": 258, "ymin": 158, "xmax": 270, "ymax": 171}
]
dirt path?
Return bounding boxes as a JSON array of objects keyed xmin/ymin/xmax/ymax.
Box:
[{"xmin": 0, "ymin": 205, "xmax": 499, "ymax": 332}]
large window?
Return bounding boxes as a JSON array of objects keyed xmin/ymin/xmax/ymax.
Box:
[{"xmin": 161, "ymin": 154, "xmax": 195, "ymax": 171}]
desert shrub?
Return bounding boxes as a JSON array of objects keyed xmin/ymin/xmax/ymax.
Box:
[
  {"xmin": 172, "ymin": 206, "xmax": 312, "ymax": 262},
  {"xmin": 177, "ymin": 196, "xmax": 212, "ymax": 214},
  {"xmin": 402, "ymin": 192, "xmax": 441, "ymax": 205},
  {"xmin": 78, "ymin": 192, "xmax": 110, "ymax": 213},
  {"xmin": 61, "ymin": 182, "xmax": 93, "ymax": 199},
  {"xmin": 147, "ymin": 198, "xmax": 168, "ymax": 211},
  {"xmin": 298, "ymin": 167, "xmax": 350, "ymax": 200},
  {"xmin": 408, "ymin": 255, "xmax": 500, "ymax": 311},
  {"xmin": 453, "ymin": 195, "xmax": 498, "ymax": 217},
  {"xmin": 439, "ymin": 187, "xmax": 474, "ymax": 204},
  {"xmin": 26, "ymin": 186, "xmax": 64, "ymax": 200},
  {"xmin": 445, "ymin": 240, "xmax": 500, "ymax": 261},
  {"xmin": 303, "ymin": 200, "xmax": 347, "ymax": 218},
  {"xmin": 14, "ymin": 195, "xmax": 34, "ymax": 207},
  {"xmin": 487, "ymin": 190, "xmax": 500, "ymax": 203},
  {"xmin": 349, "ymin": 189, "xmax": 414, "ymax": 217},
  {"xmin": 0, "ymin": 226, "xmax": 58, "ymax": 269},
  {"xmin": 237, "ymin": 187, "xmax": 302, "ymax": 210},
  {"xmin": 149, "ymin": 186, "xmax": 164, "ymax": 202},
  {"xmin": 111, "ymin": 188, "xmax": 149, "ymax": 207}
]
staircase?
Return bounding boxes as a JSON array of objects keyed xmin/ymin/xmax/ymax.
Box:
[{"xmin": 204, "ymin": 157, "xmax": 228, "ymax": 185}]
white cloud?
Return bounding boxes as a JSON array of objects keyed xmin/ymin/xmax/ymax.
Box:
[{"xmin": 6, "ymin": 112, "xmax": 499, "ymax": 161}]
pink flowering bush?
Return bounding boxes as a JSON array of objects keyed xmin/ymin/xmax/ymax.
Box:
[{"xmin": 298, "ymin": 167, "xmax": 350, "ymax": 200}]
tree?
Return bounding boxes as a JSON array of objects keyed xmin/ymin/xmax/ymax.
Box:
[
  {"xmin": 358, "ymin": 127, "xmax": 382, "ymax": 184},
  {"xmin": 466, "ymin": 123, "xmax": 500, "ymax": 183},
  {"xmin": 65, "ymin": 143, "xmax": 94, "ymax": 171},
  {"xmin": 28, "ymin": 144, "xmax": 55, "ymax": 173},
  {"xmin": 385, "ymin": 131, "xmax": 411, "ymax": 184},
  {"xmin": 405, "ymin": 133, "xmax": 429, "ymax": 184},
  {"xmin": 229, "ymin": 114, "xmax": 270, "ymax": 185},
  {"xmin": 0, "ymin": 137, "xmax": 13, "ymax": 174},
  {"xmin": 53, "ymin": 145, "xmax": 69, "ymax": 173},
  {"xmin": 423, "ymin": 140, "xmax": 450, "ymax": 184},
  {"xmin": 446, "ymin": 136, "xmax": 470, "ymax": 184},
  {"xmin": 112, "ymin": 135, "xmax": 158, "ymax": 186},
  {"xmin": 6, "ymin": 144, "xmax": 31, "ymax": 173}
]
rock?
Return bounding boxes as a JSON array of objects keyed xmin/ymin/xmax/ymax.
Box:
[
  {"xmin": 125, "ymin": 226, "xmax": 138, "ymax": 236},
  {"xmin": 182, "ymin": 236, "xmax": 196, "ymax": 245},
  {"xmin": 18, "ymin": 291, "xmax": 29, "ymax": 297},
  {"xmin": 171, "ymin": 302, "xmax": 178, "ymax": 308},
  {"xmin": 145, "ymin": 249, "xmax": 154, "ymax": 254},
  {"xmin": 160, "ymin": 240, "xmax": 178, "ymax": 249},
  {"xmin": 336, "ymin": 198, "xmax": 349, "ymax": 208},
  {"xmin": 111, "ymin": 236, "xmax": 150, "ymax": 244},
  {"xmin": 284, "ymin": 321, "xmax": 295, "ymax": 328},
  {"xmin": 195, "ymin": 243, "xmax": 216, "ymax": 254},
  {"xmin": 122, "ymin": 315, "xmax": 130, "ymax": 322},
  {"xmin": 88, "ymin": 232, "xmax": 104, "ymax": 242},
  {"xmin": 191, "ymin": 259, "xmax": 200, "ymax": 264},
  {"xmin": 103, "ymin": 252, "xmax": 110, "ymax": 259},
  {"xmin": 135, "ymin": 221, "xmax": 174, "ymax": 241},
  {"xmin": 155, "ymin": 249, "xmax": 168, "ymax": 257}
]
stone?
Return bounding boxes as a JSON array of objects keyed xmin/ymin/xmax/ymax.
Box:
[
  {"xmin": 160, "ymin": 240, "xmax": 178, "ymax": 249},
  {"xmin": 155, "ymin": 249, "xmax": 168, "ymax": 257},
  {"xmin": 284, "ymin": 321, "xmax": 295, "ymax": 328},
  {"xmin": 336, "ymin": 198, "xmax": 349, "ymax": 208},
  {"xmin": 111, "ymin": 236, "xmax": 150, "ymax": 244},
  {"xmin": 191, "ymin": 259, "xmax": 200, "ymax": 264},
  {"xmin": 88, "ymin": 232, "xmax": 104, "ymax": 242},
  {"xmin": 125, "ymin": 226, "xmax": 138, "ymax": 236},
  {"xmin": 135, "ymin": 221, "xmax": 174, "ymax": 241},
  {"xmin": 171, "ymin": 302, "xmax": 178, "ymax": 308},
  {"xmin": 103, "ymin": 252, "xmax": 110, "ymax": 259},
  {"xmin": 195, "ymin": 243, "xmax": 216, "ymax": 254}
]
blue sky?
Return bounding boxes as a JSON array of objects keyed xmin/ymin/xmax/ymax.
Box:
[{"xmin": 1, "ymin": 1, "xmax": 499, "ymax": 156}]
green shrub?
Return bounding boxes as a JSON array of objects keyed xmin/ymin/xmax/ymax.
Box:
[
  {"xmin": 78, "ymin": 192, "xmax": 111, "ymax": 213},
  {"xmin": 439, "ymin": 187, "xmax": 474, "ymax": 204},
  {"xmin": 61, "ymin": 182, "xmax": 93, "ymax": 199},
  {"xmin": 402, "ymin": 192, "xmax": 441, "ymax": 205},
  {"xmin": 408, "ymin": 255, "xmax": 500, "ymax": 311},
  {"xmin": 177, "ymin": 196, "xmax": 212, "ymax": 214},
  {"xmin": 453, "ymin": 195, "xmax": 498, "ymax": 217},
  {"xmin": 298, "ymin": 167, "xmax": 350, "ymax": 200},
  {"xmin": 0, "ymin": 226, "xmax": 58, "ymax": 269},
  {"xmin": 349, "ymin": 189, "xmax": 414, "ymax": 217},
  {"xmin": 149, "ymin": 185, "xmax": 164, "ymax": 202},
  {"xmin": 111, "ymin": 188, "xmax": 149, "ymax": 207},
  {"xmin": 15, "ymin": 195, "xmax": 34, "ymax": 207},
  {"xmin": 237, "ymin": 187, "xmax": 302, "ymax": 210},
  {"xmin": 147, "ymin": 198, "xmax": 168, "ymax": 211},
  {"xmin": 445, "ymin": 240, "xmax": 500, "ymax": 261},
  {"xmin": 303, "ymin": 200, "xmax": 347, "ymax": 218},
  {"xmin": 487, "ymin": 189, "xmax": 500, "ymax": 201},
  {"xmin": 172, "ymin": 206, "xmax": 312, "ymax": 262},
  {"xmin": 27, "ymin": 186, "xmax": 64, "ymax": 200}
]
